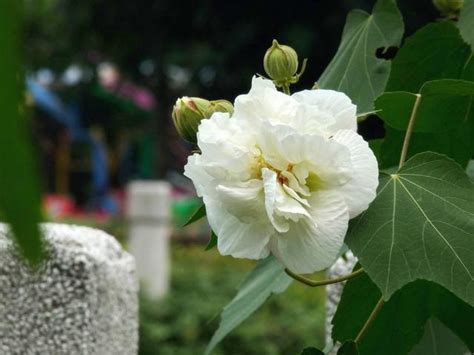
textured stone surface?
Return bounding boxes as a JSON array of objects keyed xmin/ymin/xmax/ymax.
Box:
[
  {"xmin": 325, "ymin": 251, "xmax": 358, "ymax": 351},
  {"xmin": 0, "ymin": 223, "xmax": 138, "ymax": 355}
]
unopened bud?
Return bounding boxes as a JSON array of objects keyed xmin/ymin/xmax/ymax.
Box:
[
  {"xmin": 172, "ymin": 97, "xmax": 233, "ymax": 143},
  {"xmin": 433, "ymin": 0, "xmax": 464, "ymax": 17},
  {"xmin": 264, "ymin": 40, "xmax": 299, "ymax": 84}
]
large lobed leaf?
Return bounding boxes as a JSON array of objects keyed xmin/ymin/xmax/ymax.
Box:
[
  {"xmin": 376, "ymin": 79, "xmax": 474, "ymax": 168},
  {"xmin": 332, "ymin": 272, "xmax": 473, "ymax": 355},
  {"xmin": 205, "ymin": 256, "xmax": 292, "ymax": 354},
  {"xmin": 0, "ymin": 1, "xmax": 44, "ymax": 263},
  {"xmin": 409, "ymin": 318, "xmax": 469, "ymax": 355},
  {"xmin": 346, "ymin": 152, "xmax": 474, "ymax": 306},
  {"xmin": 379, "ymin": 22, "xmax": 474, "ymax": 168},
  {"xmin": 318, "ymin": 0, "xmax": 403, "ymax": 113}
]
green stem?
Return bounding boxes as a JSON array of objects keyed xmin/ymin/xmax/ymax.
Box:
[
  {"xmin": 282, "ymin": 84, "xmax": 290, "ymax": 95},
  {"xmin": 355, "ymin": 296, "xmax": 385, "ymax": 344},
  {"xmin": 399, "ymin": 93, "xmax": 422, "ymax": 169},
  {"xmin": 285, "ymin": 267, "xmax": 364, "ymax": 287}
]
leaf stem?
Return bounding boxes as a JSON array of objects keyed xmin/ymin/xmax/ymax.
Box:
[
  {"xmin": 284, "ymin": 267, "xmax": 364, "ymax": 287},
  {"xmin": 399, "ymin": 93, "xmax": 422, "ymax": 168},
  {"xmin": 354, "ymin": 296, "xmax": 385, "ymax": 344}
]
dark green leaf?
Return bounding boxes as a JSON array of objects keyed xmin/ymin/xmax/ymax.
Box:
[
  {"xmin": 205, "ymin": 256, "xmax": 292, "ymax": 354},
  {"xmin": 387, "ymin": 22, "xmax": 472, "ymax": 92},
  {"xmin": 183, "ymin": 203, "xmax": 206, "ymax": 226},
  {"xmin": 347, "ymin": 152, "xmax": 474, "ymax": 306},
  {"xmin": 0, "ymin": 1, "xmax": 43, "ymax": 264},
  {"xmin": 458, "ymin": 0, "xmax": 474, "ymax": 50},
  {"xmin": 205, "ymin": 230, "xmax": 217, "ymax": 251},
  {"xmin": 376, "ymin": 80, "xmax": 474, "ymax": 132},
  {"xmin": 337, "ymin": 341, "xmax": 359, "ymax": 355},
  {"xmin": 318, "ymin": 0, "xmax": 403, "ymax": 112},
  {"xmin": 301, "ymin": 347, "xmax": 325, "ymax": 355},
  {"xmin": 332, "ymin": 272, "xmax": 474, "ymax": 355},
  {"xmin": 380, "ymin": 23, "xmax": 474, "ymax": 168},
  {"xmin": 409, "ymin": 318, "xmax": 469, "ymax": 355}
]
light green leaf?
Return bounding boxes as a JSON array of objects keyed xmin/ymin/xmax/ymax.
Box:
[
  {"xmin": 205, "ymin": 256, "xmax": 292, "ymax": 354},
  {"xmin": 376, "ymin": 79, "xmax": 474, "ymax": 132},
  {"xmin": 318, "ymin": 0, "xmax": 403, "ymax": 112},
  {"xmin": 409, "ymin": 318, "xmax": 469, "ymax": 355},
  {"xmin": 347, "ymin": 152, "xmax": 474, "ymax": 306},
  {"xmin": 0, "ymin": 1, "xmax": 44, "ymax": 264},
  {"xmin": 183, "ymin": 203, "xmax": 206, "ymax": 226},
  {"xmin": 332, "ymin": 272, "xmax": 474, "ymax": 355},
  {"xmin": 458, "ymin": 0, "xmax": 474, "ymax": 50},
  {"xmin": 387, "ymin": 21, "xmax": 473, "ymax": 92}
]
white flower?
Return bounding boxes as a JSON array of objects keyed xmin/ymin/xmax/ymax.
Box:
[{"xmin": 184, "ymin": 77, "xmax": 378, "ymax": 273}]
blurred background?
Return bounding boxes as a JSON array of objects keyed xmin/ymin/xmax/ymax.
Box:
[{"xmin": 22, "ymin": 0, "xmax": 439, "ymax": 353}]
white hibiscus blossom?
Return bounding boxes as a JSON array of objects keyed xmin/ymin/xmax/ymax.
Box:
[{"xmin": 184, "ymin": 76, "xmax": 378, "ymax": 273}]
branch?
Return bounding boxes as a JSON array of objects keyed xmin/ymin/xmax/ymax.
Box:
[
  {"xmin": 399, "ymin": 93, "xmax": 422, "ymax": 168},
  {"xmin": 285, "ymin": 267, "xmax": 364, "ymax": 287},
  {"xmin": 354, "ymin": 296, "xmax": 385, "ymax": 344}
]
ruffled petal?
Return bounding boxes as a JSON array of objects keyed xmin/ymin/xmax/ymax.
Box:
[
  {"xmin": 205, "ymin": 196, "xmax": 273, "ymax": 260},
  {"xmin": 233, "ymin": 76, "xmax": 299, "ymax": 125},
  {"xmin": 262, "ymin": 168, "xmax": 311, "ymax": 233},
  {"xmin": 269, "ymin": 190, "xmax": 349, "ymax": 273},
  {"xmin": 215, "ymin": 179, "xmax": 264, "ymax": 223},
  {"xmin": 332, "ymin": 129, "xmax": 379, "ymax": 218},
  {"xmin": 258, "ymin": 123, "xmax": 353, "ymax": 187},
  {"xmin": 292, "ymin": 89, "xmax": 357, "ymax": 136}
]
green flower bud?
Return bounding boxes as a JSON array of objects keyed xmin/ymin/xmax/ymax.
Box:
[
  {"xmin": 433, "ymin": 0, "xmax": 464, "ymax": 16},
  {"xmin": 263, "ymin": 40, "xmax": 299, "ymax": 83},
  {"xmin": 209, "ymin": 99, "xmax": 234, "ymax": 116},
  {"xmin": 172, "ymin": 97, "xmax": 233, "ymax": 143}
]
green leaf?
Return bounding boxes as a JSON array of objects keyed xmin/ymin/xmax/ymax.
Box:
[
  {"xmin": 0, "ymin": 1, "xmax": 44, "ymax": 264},
  {"xmin": 347, "ymin": 152, "xmax": 474, "ymax": 306},
  {"xmin": 337, "ymin": 341, "xmax": 359, "ymax": 355},
  {"xmin": 380, "ymin": 23, "xmax": 474, "ymax": 168},
  {"xmin": 205, "ymin": 230, "xmax": 217, "ymax": 251},
  {"xmin": 318, "ymin": 0, "xmax": 403, "ymax": 112},
  {"xmin": 409, "ymin": 318, "xmax": 469, "ymax": 355},
  {"xmin": 183, "ymin": 203, "xmax": 206, "ymax": 226},
  {"xmin": 301, "ymin": 347, "xmax": 325, "ymax": 355},
  {"xmin": 205, "ymin": 256, "xmax": 292, "ymax": 354},
  {"xmin": 387, "ymin": 22, "xmax": 473, "ymax": 93},
  {"xmin": 376, "ymin": 80, "xmax": 474, "ymax": 132},
  {"xmin": 467, "ymin": 160, "xmax": 474, "ymax": 183},
  {"xmin": 458, "ymin": 0, "xmax": 474, "ymax": 50},
  {"xmin": 332, "ymin": 272, "xmax": 474, "ymax": 355}
]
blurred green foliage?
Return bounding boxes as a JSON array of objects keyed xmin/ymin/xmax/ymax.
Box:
[{"xmin": 139, "ymin": 245, "xmax": 326, "ymax": 355}]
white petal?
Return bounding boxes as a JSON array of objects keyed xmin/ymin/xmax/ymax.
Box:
[
  {"xmin": 233, "ymin": 77, "xmax": 299, "ymax": 126},
  {"xmin": 205, "ymin": 196, "xmax": 272, "ymax": 260},
  {"xmin": 292, "ymin": 89, "xmax": 357, "ymax": 136},
  {"xmin": 196, "ymin": 113, "xmax": 257, "ymax": 180},
  {"xmin": 258, "ymin": 123, "xmax": 353, "ymax": 187},
  {"xmin": 262, "ymin": 168, "xmax": 311, "ymax": 233},
  {"xmin": 269, "ymin": 190, "xmax": 349, "ymax": 273},
  {"xmin": 332, "ymin": 130, "xmax": 379, "ymax": 218},
  {"xmin": 215, "ymin": 179, "xmax": 264, "ymax": 223},
  {"xmin": 184, "ymin": 154, "xmax": 213, "ymax": 197}
]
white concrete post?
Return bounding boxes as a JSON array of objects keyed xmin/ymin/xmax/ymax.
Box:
[{"xmin": 127, "ymin": 180, "xmax": 172, "ymax": 299}]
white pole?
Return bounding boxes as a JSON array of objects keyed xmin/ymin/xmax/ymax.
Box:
[{"xmin": 127, "ymin": 180, "xmax": 172, "ymax": 299}]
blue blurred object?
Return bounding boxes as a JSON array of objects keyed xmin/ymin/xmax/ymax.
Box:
[{"xmin": 27, "ymin": 78, "xmax": 118, "ymax": 213}]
